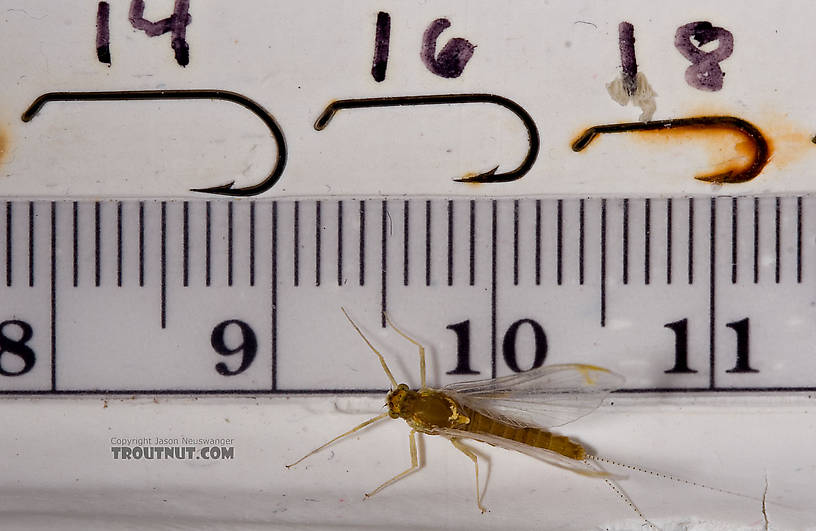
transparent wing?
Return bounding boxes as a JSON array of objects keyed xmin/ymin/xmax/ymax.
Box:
[
  {"xmin": 443, "ymin": 363, "xmax": 624, "ymax": 429},
  {"xmin": 441, "ymin": 428, "xmax": 616, "ymax": 478}
]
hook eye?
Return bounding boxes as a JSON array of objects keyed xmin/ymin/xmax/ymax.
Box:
[{"xmin": 22, "ymin": 89, "xmax": 287, "ymax": 196}]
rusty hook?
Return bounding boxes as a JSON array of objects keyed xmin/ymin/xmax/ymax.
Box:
[
  {"xmin": 22, "ymin": 89, "xmax": 287, "ymax": 196},
  {"xmin": 315, "ymin": 94, "xmax": 539, "ymax": 183},
  {"xmin": 571, "ymin": 116, "xmax": 770, "ymax": 184}
]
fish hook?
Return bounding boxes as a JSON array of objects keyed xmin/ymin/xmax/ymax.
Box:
[
  {"xmin": 314, "ymin": 94, "xmax": 540, "ymax": 183},
  {"xmin": 571, "ymin": 116, "xmax": 770, "ymax": 184},
  {"xmin": 22, "ymin": 89, "xmax": 287, "ymax": 196}
]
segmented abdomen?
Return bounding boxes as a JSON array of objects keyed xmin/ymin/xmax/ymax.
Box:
[{"xmin": 461, "ymin": 408, "xmax": 585, "ymax": 460}]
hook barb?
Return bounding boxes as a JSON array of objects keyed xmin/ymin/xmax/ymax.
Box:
[
  {"xmin": 314, "ymin": 94, "xmax": 539, "ymax": 183},
  {"xmin": 571, "ymin": 116, "xmax": 770, "ymax": 184},
  {"xmin": 22, "ymin": 89, "xmax": 287, "ymax": 196}
]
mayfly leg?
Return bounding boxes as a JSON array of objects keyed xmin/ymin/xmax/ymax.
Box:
[
  {"xmin": 365, "ymin": 429, "xmax": 421, "ymax": 498},
  {"xmin": 450, "ymin": 437, "xmax": 487, "ymax": 513},
  {"xmin": 286, "ymin": 412, "xmax": 389, "ymax": 468},
  {"xmin": 383, "ymin": 312, "xmax": 427, "ymax": 390},
  {"xmin": 341, "ymin": 307, "xmax": 398, "ymax": 388}
]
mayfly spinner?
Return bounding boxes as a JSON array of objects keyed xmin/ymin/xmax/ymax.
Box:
[{"xmin": 287, "ymin": 309, "xmax": 650, "ymax": 518}]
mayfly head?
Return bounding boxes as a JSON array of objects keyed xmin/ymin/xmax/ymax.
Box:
[{"xmin": 386, "ymin": 383, "xmax": 413, "ymax": 419}]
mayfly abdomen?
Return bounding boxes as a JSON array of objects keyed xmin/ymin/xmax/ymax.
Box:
[{"xmin": 462, "ymin": 408, "xmax": 586, "ymax": 460}]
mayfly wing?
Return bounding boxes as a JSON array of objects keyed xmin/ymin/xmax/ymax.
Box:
[
  {"xmin": 443, "ymin": 363, "xmax": 624, "ymax": 428},
  {"xmin": 440, "ymin": 428, "xmax": 616, "ymax": 478}
]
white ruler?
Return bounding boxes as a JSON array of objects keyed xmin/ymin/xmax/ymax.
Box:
[{"xmin": 2, "ymin": 195, "xmax": 813, "ymax": 394}]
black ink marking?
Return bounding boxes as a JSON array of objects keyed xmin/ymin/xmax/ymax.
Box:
[
  {"xmin": 618, "ymin": 22, "xmax": 637, "ymax": 96},
  {"xmin": 128, "ymin": 0, "xmax": 191, "ymax": 66},
  {"xmin": 371, "ymin": 12, "xmax": 390, "ymax": 82},
  {"xmin": 96, "ymin": 2, "xmax": 111, "ymax": 65},
  {"xmin": 421, "ymin": 18, "xmax": 475, "ymax": 78},
  {"xmin": 22, "ymin": 90, "xmax": 286, "ymax": 197},
  {"xmin": 573, "ymin": 116, "xmax": 768, "ymax": 184},
  {"xmin": 674, "ymin": 21, "xmax": 734, "ymax": 92},
  {"xmin": 314, "ymin": 94, "xmax": 538, "ymax": 184}
]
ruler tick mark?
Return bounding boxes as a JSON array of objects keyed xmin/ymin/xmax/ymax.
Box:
[
  {"xmin": 403, "ymin": 200, "xmax": 409, "ymax": 286},
  {"xmin": 513, "ymin": 199, "xmax": 519, "ymax": 286},
  {"xmin": 28, "ymin": 202, "xmax": 34, "ymax": 288},
  {"xmin": 205, "ymin": 201, "xmax": 211, "ymax": 287},
  {"xmin": 161, "ymin": 201, "xmax": 167, "ymax": 328},
  {"xmin": 250, "ymin": 202, "xmax": 256, "ymax": 287},
  {"xmin": 94, "ymin": 201, "xmax": 101, "ymax": 287},
  {"xmin": 535, "ymin": 199, "xmax": 541, "ymax": 285},
  {"xmin": 601, "ymin": 198, "xmax": 607, "ymax": 327},
  {"xmin": 469, "ymin": 200, "xmax": 475, "ymax": 286},
  {"xmin": 448, "ymin": 200, "xmax": 454, "ymax": 286},
  {"xmin": 688, "ymin": 198, "xmax": 694, "ymax": 285},
  {"xmin": 139, "ymin": 201, "xmax": 145, "ymax": 287},
  {"xmin": 797, "ymin": 196, "xmax": 803, "ymax": 283},
  {"xmin": 315, "ymin": 200, "xmax": 322, "ymax": 287},
  {"xmin": 491, "ymin": 200, "xmax": 497, "ymax": 379},
  {"xmin": 338, "ymin": 200, "xmax": 344, "ymax": 286},
  {"xmin": 425, "ymin": 200, "xmax": 431, "ymax": 287},
  {"xmin": 182, "ymin": 202, "xmax": 189, "ymax": 287},
  {"xmin": 50, "ymin": 202, "xmax": 56, "ymax": 392},
  {"xmin": 359, "ymin": 200, "xmax": 366, "ymax": 286},
  {"xmin": 73, "ymin": 201, "xmax": 79, "ymax": 287},
  {"xmin": 709, "ymin": 198, "xmax": 717, "ymax": 389},
  {"xmin": 579, "ymin": 199, "xmax": 585, "ymax": 285},
  {"xmin": 228, "ymin": 201, "xmax": 234, "ymax": 287},
  {"xmin": 293, "ymin": 200, "xmax": 300, "ymax": 287},
  {"xmin": 557, "ymin": 199, "xmax": 563, "ymax": 285},
  {"xmin": 644, "ymin": 198, "xmax": 651, "ymax": 285},
  {"xmin": 775, "ymin": 196, "xmax": 781, "ymax": 284},
  {"xmin": 381, "ymin": 200, "xmax": 387, "ymax": 327},
  {"xmin": 271, "ymin": 201, "xmax": 278, "ymax": 391},
  {"xmin": 731, "ymin": 197, "xmax": 738, "ymax": 284},
  {"xmin": 117, "ymin": 202, "xmax": 123, "ymax": 287},
  {"xmin": 753, "ymin": 197, "xmax": 760, "ymax": 284},
  {"xmin": 666, "ymin": 198, "xmax": 673, "ymax": 285},
  {"xmin": 622, "ymin": 198, "xmax": 629, "ymax": 285},
  {"xmin": 5, "ymin": 201, "xmax": 11, "ymax": 287}
]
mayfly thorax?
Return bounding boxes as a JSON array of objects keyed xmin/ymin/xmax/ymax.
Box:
[{"xmin": 285, "ymin": 308, "xmax": 659, "ymax": 522}]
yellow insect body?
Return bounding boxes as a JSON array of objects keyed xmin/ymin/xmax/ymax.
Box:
[{"xmin": 287, "ymin": 309, "xmax": 625, "ymax": 515}]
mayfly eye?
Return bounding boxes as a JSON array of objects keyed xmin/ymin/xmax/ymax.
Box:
[
  {"xmin": 389, "ymin": 411, "xmax": 399, "ymax": 419},
  {"xmin": 398, "ymin": 383, "xmax": 409, "ymax": 390}
]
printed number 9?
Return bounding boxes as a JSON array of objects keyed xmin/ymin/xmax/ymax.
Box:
[{"xmin": 211, "ymin": 320, "xmax": 257, "ymax": 376}]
